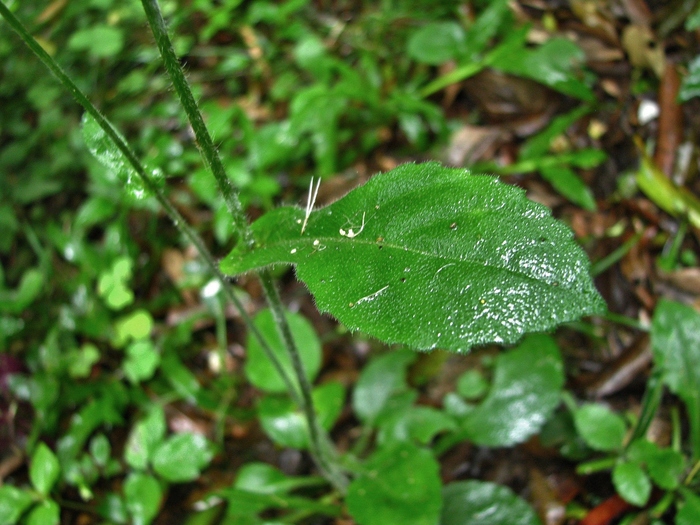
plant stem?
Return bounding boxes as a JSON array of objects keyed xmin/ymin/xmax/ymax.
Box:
[
  {"xmin": 138, "ymin": 0, "xmax": 348, "ymax": 489},
  {"xmin": 629, "ymin": 369, "xmax": 663, "ymax": 443},
  {"xmin": 258, "ymin": 271, "xmax": 349, "ymax": 492},
  {"xmin": 140, "ymin": 0, "xmax": 252, "ymax": 248},
  {"xmin": 0, "ymin": 0, "xmax": 300, "ymax": 406}
]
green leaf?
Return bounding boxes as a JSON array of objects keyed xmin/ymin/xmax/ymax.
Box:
[
  {"xmin": 0, "ymin": 486, "xmax": 35, "ymax": 525},
  {"xmin": 346, "ymin": 442, "xmax": 441, "ymax": 525},
  {"xmin": 407, "ymin": 22, "xmax": 465, "ymax": 65},
  {"xmin": 567, "ymin": 148, "xmax": 608, "ymax": 169},
  {"xmin": 222, "ymin": 163, "xmax": 604, "ymax": 352},
  {"xmin": 74, "ymin": 196, "xmax": 117, "ymax": 229},
  {"xmin": 677, "ymin": 489, "xmax": 700, "ymax": 525},
  {"xmin": 113, "ymin": 310, "xmax": 153, "ymax": 347},
  {"xmin": 258, "ymin": 382, "xmax": 345, "ymax": 449},
  {"xmin": 89, "ymin": 434, "xmax": 111, "ymax": 469},
  {"xmin": 82, "ymin": 114, "xmax": 161, "ymax": 201},
  {"xmin": 97, "ymin": 256, "xmax": 134, "ymax": 310},
  {"xmin": 30, "ymin": 443, "xmax": 60, "ymax": 496},
  {"xmin": 235, "ymin": 463, "xmax": 324, "ymax": 495},
  {"xmin": 0, "ymin": 268, "xmax": 44, "ymax": 314},
  {"xmin": 124, "ymin": 473, "xmax": 162, "ymax": 525},
  {"xmin": 459, "ymin": 334, "xmax": 564, "ymax": 446},
  {"xmin": 152, "ymin": 433, "xmax": 214, "ymax": 483},
  {"xmin": 491, "ymin": 38, "xmax": 595, "ymax": 101},
  {"xmin": 289, "ymin": 85, "xmax": 345, "ymax": 176},
  {"xmin": 245, "ymin": 309, "xmax": 321, "ymax": 394},
  {"xmin": 679, "ymin": 55, "xmax": 700, "ymax": 102},
  {"xmin": 573, "ymin": 403, "xmax": 626, "ymax": 451},
  {"xmin": 68, "ymin": 25, "xmax": 124, "ymax": 58},
  {"xmin": 99, "ymin": 492, "xmax": 128, "ymax": 524},
  {"xmin": 540, "ymin": 166, "xmax": 597, "ymax": 211},
  {"xmin": 651, "ymin": 300, "xmax": 700, "ymax": 458},
  {"xmin": 378, "ymin": 405, "xmax": 457, "ymax": 445},
  {"xmin": 67, "ymin": 343, "xmax": 100, "ymax": 379},
  {"xmin": 635, "ymin": 150, "xmax": 700, "ymax": 229},
  {"xmin": 612, "ymin": 461, "xmax": 651, "ymax": 506},
  {"xmin": 123, "ymin": 340, "xmax": 160, "ymax": 383},
  {"xmin": 456, "ymin": 369, "xmax": 489, "ymax": 400},
  {"xmin": 223, "ymin": 489, "xmax": 338, "ymax": 522},
  {"xmin": 160, "ymin": 352, "xmax": 201, "ymax": 403},
  {"xmin": 124, "ymin": 406, "xmax": 166, "ymax": 470},
  {"xmin": 352, "ymin": 349, "xmax": 416, "ymax": 424},
  {"xmin": 646, "ymin": 447, "xmax": 684, "ymax": 490},
  {"xmin": 0, "ymin": 204, "xmax": 18, "ymax": 253},
  {"xmin": 518, "ymin": 107, "xmax": 592, "ymax": 162},
  {"xmin": 441, "ymin": 480, "xmax": 542, "ymax": 525},
  {"xmin": 461, "ymin": 0, "xmax": 510, "ymax": 62},
  {"xmin": 57, "ymin": 391, "xmax": 128, "ymax": 463},
  {"xmin": 627, "ymin": 439, "xmax": 684, "ymax": 490},
  {"xmin": 25, "ymin": 500, "xmax": 59, "ymax": 525}
]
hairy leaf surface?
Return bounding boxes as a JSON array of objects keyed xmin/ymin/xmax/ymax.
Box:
[{"xmin": 222, "ymin": 163, "xmax": 604, "ymax": 352}]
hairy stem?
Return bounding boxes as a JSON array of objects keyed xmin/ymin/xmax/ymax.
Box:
[
  {"xmin": 0, "ymin": 0, "xmax": 300, "ymax": 407},
  {"xmin": 140, "ymin": 0, "xmax": 252, "ymax": 248},
  {"xmin": 139, "ymin": 0, "xmax": 348, "ymax": 489},
  {"xmin": 141, "ymin": 0, "xmax": 347, "ymax": 491}
]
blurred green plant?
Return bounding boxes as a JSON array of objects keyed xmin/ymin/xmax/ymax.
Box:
[
  {"xmin": 544, "ymin": 299, "xmax": 700, "ymax": 524},
  {"xmin": 4, "ymin": 1, "xmax": 697, "ymax": 525}
]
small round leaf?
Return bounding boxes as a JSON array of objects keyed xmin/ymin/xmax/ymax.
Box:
[
  {"xmin": 612, "ymin": 462, "xmax": 651, "ymax": 507},
  {"xmin": 574, "ymin": 404, "xmax": 626, "ymax": 452}
]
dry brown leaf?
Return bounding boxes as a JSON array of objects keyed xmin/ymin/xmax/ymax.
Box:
[
  {"xmin": 584, "ymin": 335, "xmax": 651, "ymax": 398},
  {"xmin": 445, "ymin": 125, "xmax": 507, "ymax": 166},
  {"xmin": 529, "ymin": 468, "xmax": 567, "ymax": 525},
  {"xmin": 657, "ymin": 267, "xmax": 700, "ymax": 295},
  {"xmin": 621, "ymin": 25, "xmax": 665, "ymax": 77}
]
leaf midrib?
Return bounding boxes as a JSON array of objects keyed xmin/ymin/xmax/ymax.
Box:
[{"xmin": 250, "ymin": 234, "xmax": 571, "ymax": 290}]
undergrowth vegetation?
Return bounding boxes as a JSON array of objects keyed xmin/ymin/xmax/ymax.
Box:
[{"xmin": 1, "ymin": 1, "xmax": 700, "ymax": 524}]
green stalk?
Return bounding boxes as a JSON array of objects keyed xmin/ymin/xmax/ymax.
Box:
[
  {"xmin": 0, "ymin": 0, "xmax": 300, "ymax": 407},
  {"xmin": 140, "ymin": 0, "xmax": 252, "ymax": 248},
  {"xmin": 140, "ymin": 0, "xmax": 347, "ymax": 488},
  {"xmin": 629, "ymin": 369, "xmax": 664, "ymax": 443},
  {"xmin": 259, "ymin": 272, "xmax": 349, "ymax": 492}
]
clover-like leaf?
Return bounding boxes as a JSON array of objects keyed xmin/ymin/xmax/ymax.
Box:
[{"xmin": 222, "ymin": 163, "xmax": 604, "ymax": 352}]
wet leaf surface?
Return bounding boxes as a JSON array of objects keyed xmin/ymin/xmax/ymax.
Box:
[{"xmin": 223, "ymin": 163, "xmax": 605, "ymax": 352}]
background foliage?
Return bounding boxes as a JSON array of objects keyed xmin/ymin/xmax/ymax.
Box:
[{"xmin": 2, "ymin": 1, "xmax": 700, "ymax": 524}]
